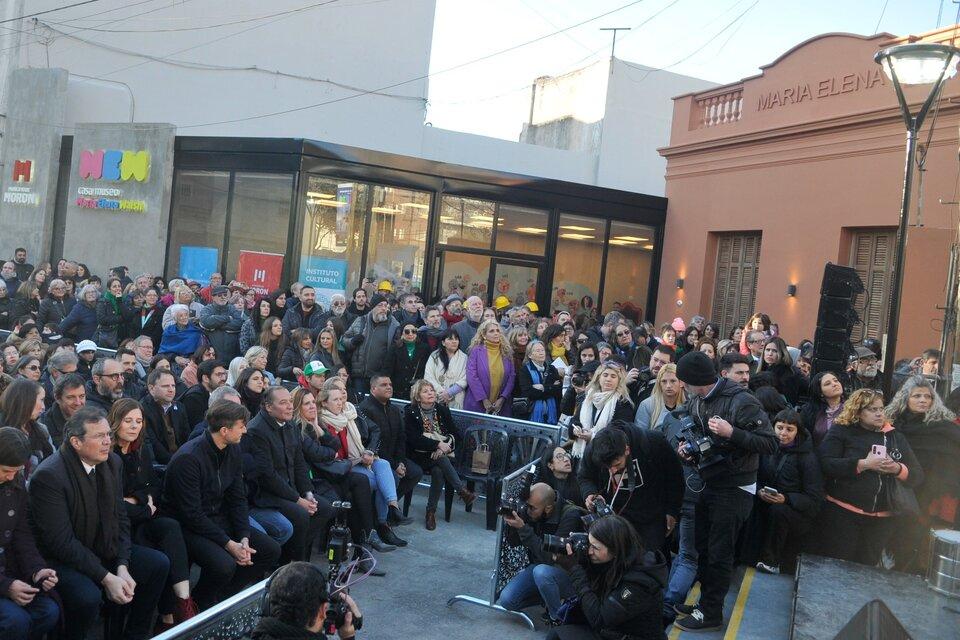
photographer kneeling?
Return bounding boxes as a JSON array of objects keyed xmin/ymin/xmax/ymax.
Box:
[
  {"xmin": 548, "ymin": 515, "xmax": 668, "ymax": 640},
  {"xmin": 496, "ymin": 483, "xmax": 586, "ymax": 623},
  {"xmin": 248, "ymin": 561, "xmax": 362, "ymax": 640}
]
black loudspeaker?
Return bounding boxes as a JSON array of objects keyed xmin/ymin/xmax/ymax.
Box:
[
  {"xmin": 812, "ymin": 264, "xmax": 865, "ymax": 376},
  {"xmin": 820, "ymin": 264, "xmax": 865, "ymax": 298}
]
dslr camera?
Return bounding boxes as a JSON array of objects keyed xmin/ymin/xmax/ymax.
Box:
[
  {"xmin": 675, "ymin": 409, "xmax": 724, "ymax": 470},
  {"xmin": 498, "ymin": 495, "xmax": 530, "ymax": 521},
  {"xmin": 542, "ymin": 532, "xmax": 590, "ymax": 555},
  {"xmin": 580, "ymin": 495, "xmax": 613, "ymax": 528}
]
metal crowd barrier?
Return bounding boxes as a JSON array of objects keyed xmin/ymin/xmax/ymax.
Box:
[
  {"xmin": 151, "ymin": 578, "xmax": 266, "ymax": 640},
  {"xmin": 446, "ymin": 463, "xmax": 538, "ymax": 630}
]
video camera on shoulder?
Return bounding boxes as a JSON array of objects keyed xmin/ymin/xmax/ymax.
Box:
[{"xmin": 675, "ymin": 409, "xmax": 725, "ymax": 471}]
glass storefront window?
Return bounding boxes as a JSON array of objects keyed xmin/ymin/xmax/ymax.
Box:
[
  {"xmin": 551, "ymin": 214, "xmax": 604, "ymax": 320},
  {"xmin": 495, "ymin": 203, "xmax": 548, "ymax": 255},
  {"xmin": 365, "ymin": 185, "xmax": 430, "ymax": 294},
  {"xmin": 224, "ymin": 173, "xmax": 295, "ymax": 286},
  {"xmin": 602, "ymin": 220, "xmax": 656, "ymax": 324},
  {"xmin": 438, "ymin": 196, "xmax": 494, "ymax": 249},
  {"xmin": 167, "ymin": 170, "xmax": 229, "ymax": 283},
  {"xmin": 298, "ymin": 176, "xmax": 369, "ymax": 306}
]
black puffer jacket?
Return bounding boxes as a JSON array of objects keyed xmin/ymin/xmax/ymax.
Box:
[
  {"xmin": 757, "ymin": 427, "xmax": 823, "ymax": 517},
  {"xmin": 568, "ymin": 549, "xmax": 669, "ymax": 640},
  {"xmin": 386, "ymin": 341, "xmax": 430, "ymax": 401},
  {"xmin": 819, "ymin": 423, "xmax": 923, "ymax": 514},
  {"xmin": 37, "ymin": 295, "xmax": 74, "ymax": 329},
  {"xmin": 684, "ymin": 377, "xmax": 778, "ymax": 487}
]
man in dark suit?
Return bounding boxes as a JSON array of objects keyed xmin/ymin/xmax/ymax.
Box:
[
  {"xmin": 141, "ymin": 369, "xmax": 191, "ymax": 465},
  {"xmin": 163, "ymin": 400, "xmax": 280, "ymax": 609},
  {"xmin": 242, "ymin": 386, "xmax": 331, "ymax": 563},
  {"xmin": 29, "ymin": 407, "xmax": 169, "ymax": 640}
]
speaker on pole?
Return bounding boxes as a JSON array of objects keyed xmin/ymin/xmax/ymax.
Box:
[{"xmin": 812, "ymin": 264, "xmax": 865, "ymax": 377}]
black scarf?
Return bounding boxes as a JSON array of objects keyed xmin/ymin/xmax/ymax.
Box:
[
  {"xmin": 59, "ymin": 443, "xmax": 120, "ymax": 563},
  {"xmin": 240, "ymin": 387, "xmax": 263, "ymax": 416}
]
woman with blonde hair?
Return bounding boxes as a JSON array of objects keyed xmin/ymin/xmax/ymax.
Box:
[
  {"xmin": 570, "ymin": 361, "xmax": 634, "ymax": 458},
  {"xmin": 507, "ymin": 325, "xmax": 530, "ymax": 375},
  {"xmin": 818, "ymin": 389, "xmax": 923, "ymax": 567},
  {"xmin": 634, "ymin": 363, "xmax": 686, "ymax": 431},
  {"xmin": 244, "ymin": 346, "xmax": 276, "ymax": 384},
  {"xmin": 465, "ymin": 319, "xmax": 515, "ymax": 416}
]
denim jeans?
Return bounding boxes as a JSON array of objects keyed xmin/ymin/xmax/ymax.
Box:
[
  {"xmin": 249, "ymin": 510, "xmax": 295, "ymax": 545},
  {"xmin": 0, "ymin": 595, "xmax": 59, "ymax": 639},
  {"xmin": 351, "ymin": 458, "xmax": 398, "ymax": 523},
  {"xmin": 497, "ymin": 564, "xmax": 574, "ymax": 620},
  {"xmin": 664, "ymin": 501, "xmax": 699, "ymax": 610}
]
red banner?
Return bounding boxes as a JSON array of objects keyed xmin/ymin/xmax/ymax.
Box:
[{"xmin": 237, "ymin": 251, "xmax": 284, "ymax": 296}]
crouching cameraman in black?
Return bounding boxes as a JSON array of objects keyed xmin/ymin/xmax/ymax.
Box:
[
  {"xmin": 496, "ymin": 483, "xmax": 586, "ymax": 623},
  {"xmin": 671, "ymin": 352, "xmax": 777, "ymax": 633},
  {"xmin": 578, "ymin": 424, "xmax": 683, "ymax": 555},
  {"xmin": 247, "ymin": 561, "xmax": 362, "ymax": 640},
  {"xmin": 548, "ymin": 515, "xmax": 668, "ymax": 640}
]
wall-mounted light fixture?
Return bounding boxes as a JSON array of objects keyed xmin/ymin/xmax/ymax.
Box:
[
  {"xmin": 676, "ymin": 278, "xmax": 684, "ymax": 290},
  {"xmin": 786, "ymin": 284, "xmax": 797, "ymax": 297}
]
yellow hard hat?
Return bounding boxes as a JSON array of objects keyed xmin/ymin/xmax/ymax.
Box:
[
  {"xmin": 525, "ymin": 301, "xmax": 539, "ymax": 313},
  {"xmin": 494, "ymin": 295, "xmax": 511, "ymax": 310},
  {"xmin": 377, "ymin": 280, "xmax": 393, "ymax": 292}
]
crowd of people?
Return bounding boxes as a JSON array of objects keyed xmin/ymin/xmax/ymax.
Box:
[{"xmin": 0, "ymin": 248, "xmax": 957, "ymax": 639}]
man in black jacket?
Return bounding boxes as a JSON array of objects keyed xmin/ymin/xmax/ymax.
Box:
[
  {"xmin": 180, "ymin": 360, "xmax": 228, "ymax": 428},
  {"xmin": 29, "ymin": 407, "xmax": 169, "ymax": 639},
  {"xmin": 83, "ymin": 358, "xmax": 126, "ymax": 412},
  {"xmin": 41, "ymin": 373, "xmax": 87, "ymax": 447},
  {"xmin": 672, "ymin": 351, "xmax": 777, "ymax": 633},
  {"xmin": 578, "ymin": 424, "xmax": 683, "ymax": 554},
  {"xmin": 163, "ymin": 400, "xmax": 280, "ymax": 609},
  {"xmin": 497, "ymin": 483, "xmax": 586, "ymax": 622},
  {"xmin": 141, "ymin": 369, "xmax": 191, "ymax": 465},
  {"xmin": 281, "ymin": 285, "xmax": 325, "ymax": 339},
  {"xmin": 242, "ymin": 386, "xmax": 331, "ymax": 563},
  {"xmin": 358, "ymin": 374, "xmax": 421, "ymax": 524}
]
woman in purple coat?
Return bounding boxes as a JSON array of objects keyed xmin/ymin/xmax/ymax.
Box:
[{"xmin": 465, "ymin": 319, "xmax": 515, "ymax": 416}]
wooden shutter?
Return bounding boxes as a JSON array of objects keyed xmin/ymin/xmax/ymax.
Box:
[
  {"xmin": 711, "ymin": 233, "xmax": 762, "ymax": 337},
  {"xmin": 849, "ymin": 230, "xmax": 895, "ymax": 343}
]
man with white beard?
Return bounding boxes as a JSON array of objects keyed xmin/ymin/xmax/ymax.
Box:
[
  {"xmin": 452, "ymin": 295, "xmax": 484, "ymax": 353},
  {"xmin": 342, "ymin": 294, "xmax": 399, "ymax": 399},
  {"xmin": 847, "ymin": 346, "xmax": 883, "ymax": 393}
]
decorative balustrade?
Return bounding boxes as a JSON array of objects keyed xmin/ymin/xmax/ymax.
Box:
[{"xmin": 694, "ymin": 86, "xmax": 743, "ymax": 128}]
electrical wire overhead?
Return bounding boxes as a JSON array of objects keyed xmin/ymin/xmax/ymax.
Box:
[{"xmin": 0, "ymin": 0, "xmax": 102, "ymax": 26}]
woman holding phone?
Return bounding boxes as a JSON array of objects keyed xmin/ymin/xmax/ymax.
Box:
[{"xmin": 817, "ymin": 389, "xmax": 923, "ymax": 567}]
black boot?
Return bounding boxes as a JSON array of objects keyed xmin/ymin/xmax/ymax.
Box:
[
  {"xmin": 387, "ymin": 504, "xmax": 413, "ymax": 526},
  {"xmin": 377, "ymin": 523, "xmax": 408, "ymax": 547}
]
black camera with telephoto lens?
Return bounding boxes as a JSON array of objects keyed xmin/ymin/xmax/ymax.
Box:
[
  {"xmin": 542, "ymin": 532, "xmax": 590, "ymax": 555},
  {"xmin": 498, "ymin": 495, "xmax": 530, "ymax": 521}
]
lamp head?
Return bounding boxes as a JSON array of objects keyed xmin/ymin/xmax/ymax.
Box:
[{"xmin": 875, "ymin": 43, "xmax": 960, "ymax": 86}]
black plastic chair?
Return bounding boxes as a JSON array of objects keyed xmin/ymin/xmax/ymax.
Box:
[
  {"xmin": 401, "ymin": 480, "xmax": 455, "ymax": 522},
  {"xmin": 507, "ymin": 432, "xmax": 557, "ymax": 471},
  {"xmin": 458, "ymin": 425, "xmax": 511, "ymax": 530}
]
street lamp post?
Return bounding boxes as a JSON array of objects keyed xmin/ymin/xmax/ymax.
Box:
[{"xmin": 874, "ymin": 43, "xmax": 960, "ymax": 397}]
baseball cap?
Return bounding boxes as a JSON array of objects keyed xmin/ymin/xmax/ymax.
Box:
[{"xmin": 304, "ymin": 361, "xmax": 329, "ymax": 377}]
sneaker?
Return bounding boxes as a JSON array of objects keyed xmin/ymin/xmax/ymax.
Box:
[
  {"xmin": 377, "ymin": 524, "xmax": 408, "ymax": 547},
  {"xmin": 756, "ymin": 561, "xmax": 780, "ymax": 575},
  {"xmin": 673, "ymin": 603, "xmax": 696, "ymax": 616},
  {"xmin": 387, "ymin": 504, "xmax": 413, "ymax": 526},
  {"xmin": 365, "ymin": 529, "xmax": 397, "ymax": 552},
  {"xmin": 539, "ymin": 612, "xmax": 562, "ymax": 627},
  {"xmin": 673, "ymin": 609, "xmax": 723, "ymax": 632}
]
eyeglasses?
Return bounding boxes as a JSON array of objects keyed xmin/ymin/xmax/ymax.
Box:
[
  {"xmin": 99, "ymin": 372, "xmax": 123, "ymax": 380},
  {"xmin": 332, "ymin": 301, "xmax": 346, "ymax": 307},
  {"xmin": 615, "ymin": 331, "xmax": 631, "ymax": 338},
  {"xmin": 24, "ymin": 365, "xmax": 40, "ymax": 371},
  {"xmin": 553, "ymin": 451, "xmax": 572, "ymax": 461},
  {"xmin": 748, "ymin": 338, "xmax": 765, "ymax": 344},
  {"xmin": 402, "ymin": 329, "xmax": 417, "ymax": 335}
]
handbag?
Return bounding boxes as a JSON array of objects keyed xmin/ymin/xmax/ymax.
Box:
[
  {"xmin": 95, "ymin": 328, "xmax": 119, "ymax": 349},
  {"xmin": 512, "ymin": 396, "xmax": 531, "ymax": 418},
  {"xmin": 471, "ymin": 443, "xmax": 491, "ymax": 474},
  {"xmin": 884, "ymin": 477, "xmax": 920, "ymax": 517},
  {"xmin": 313, "ymin": 459, "xmax": 352, "ymax": 482},
  {"xmin": 423, "ymin": 431, "xmax": 456, "ymax": 458}
]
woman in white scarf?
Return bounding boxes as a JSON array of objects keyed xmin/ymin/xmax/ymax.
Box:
[
  {"xmin": 571, "ymin": 362, "xmax": 635, "ymax": 458},
  {"xmin": 318, "ymin": 379, "xmax": 409, "ymax": 543},
  {"xmin": 423, "ymin": 329, "xmax": 468, "ymax": 408}
]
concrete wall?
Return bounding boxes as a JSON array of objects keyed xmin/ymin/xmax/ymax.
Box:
[
  {"xmin": 598, "ymin": 59, "xmax": 716, "ymax": 196},
  {"xmin": 12, "ymin": 0, "xmax": 435, "ymax": 156},
  {"xmin": 420, "ymin": 126, "xmax": 598, "ymax": 185},
  {"xmin": 0, "ymin": 68, "xmax": 68, "ymax": 262},
  {"xmin": 62, "ymin": 123, "xmax": 176, "ymax": 277}
]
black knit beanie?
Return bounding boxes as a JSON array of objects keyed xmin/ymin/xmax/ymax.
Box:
[{"xmin": 676, "ymin": 351, "xmax": 718, "ymax": 386}]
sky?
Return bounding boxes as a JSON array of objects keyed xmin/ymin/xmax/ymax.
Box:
[{"xmin": 427, "ymin": 0, "xmax": 951, "ymax": 140}]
